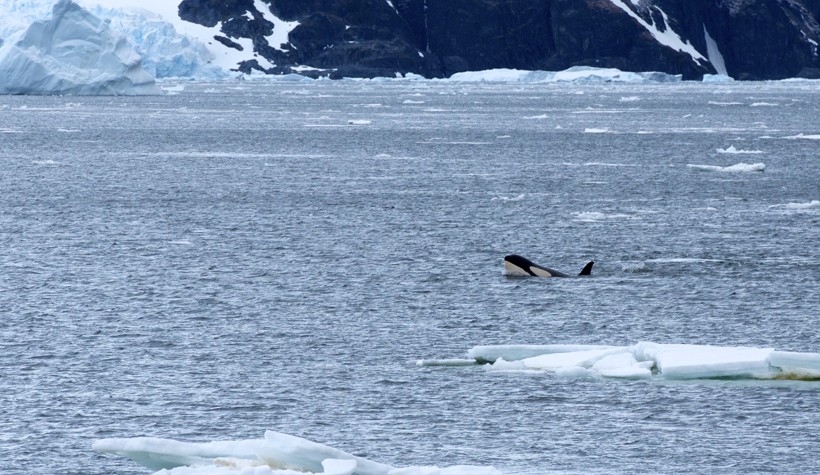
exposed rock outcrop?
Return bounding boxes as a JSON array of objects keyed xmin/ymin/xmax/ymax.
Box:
[{"xmin": 176, "ymin": 0, "xmax": 820, "ymax": 80}]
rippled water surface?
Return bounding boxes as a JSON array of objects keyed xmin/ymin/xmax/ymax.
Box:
[{"xmin": 1, "ymin": 79, "xmax": 818, "ymax": 474}]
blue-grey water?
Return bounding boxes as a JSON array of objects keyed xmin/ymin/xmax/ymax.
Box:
[{"xmin": 1, "ymin": 79, "xmax": 818, "ymax": 475}]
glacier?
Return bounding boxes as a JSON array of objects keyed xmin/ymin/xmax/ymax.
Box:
[
  {"xmin": 0, "ymin": 0, "xmax": 159, "ymax": 95},
  {"xmin": 80, "ymin": 3, "xmax": 226, "ymax": 80}
]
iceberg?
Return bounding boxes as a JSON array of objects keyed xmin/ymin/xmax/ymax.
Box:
[
  {"xmin": 93, "ymin": 430, "xmax": 501, "ymax": 475},
  {"xmin": 423, "ymin": 342, "xmax": 820, "ymax": 381},
  {"xmin": 0, "ymin": 0, "xmax": 159, "ymax": 95}
]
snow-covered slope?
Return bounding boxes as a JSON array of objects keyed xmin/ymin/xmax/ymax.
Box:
[{"xmin": 0, "ymin": 0, "xmax": 159, "ymax": 95}]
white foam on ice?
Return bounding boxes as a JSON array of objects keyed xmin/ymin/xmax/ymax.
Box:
[
  {"xmin": 462, "ymin": 343, "xmax": 820, "ymax": 381},
  {"xmin": 93, "ymin": 430, "xmax": 501, "ymax": 475},
  {"xmin": 687, "ymin": 163, "xmax": 765, "ymax": 172}
]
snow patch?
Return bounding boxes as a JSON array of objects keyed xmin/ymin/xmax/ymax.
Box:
[
  {"xmin": 254, "ymin": 0, "xmax": 299, "ymax": 52},
  {"xmin": 703, "ymin": 25, "xmax": 728, "ymax": 76},
  {"xmin": 608, "ymin": 0, "xmax": 708, "ymax": 66}
]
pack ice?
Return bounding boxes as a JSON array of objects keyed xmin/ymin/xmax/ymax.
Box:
[{"xmin": 0, "ymin": 0, "xmax": 159, "ymax": 95}]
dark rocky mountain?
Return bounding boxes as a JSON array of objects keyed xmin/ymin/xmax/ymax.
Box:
[{"xmin": 177, "ymin": 0, "xmax": 820, "ymax": 80}]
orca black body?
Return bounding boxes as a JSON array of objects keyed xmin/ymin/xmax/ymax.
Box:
[{"xmin": 504, "ymin": 255, "xmax": 594, "ymax": 278}]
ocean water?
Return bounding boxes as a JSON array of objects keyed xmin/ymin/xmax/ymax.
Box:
[{"xmin": 0, "ymin": 79, "xmax": 818, "ymax": 474}]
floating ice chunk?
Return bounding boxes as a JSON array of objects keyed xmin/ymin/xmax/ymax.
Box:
[
  {"xmin": 768, "ymin": 200, "xmax": 820, "ymax": 210},
  {"xmin": 717, "ymin": 145, "xmax": 764, "ymax": 154},
  {"xmin": 633, "ymin": 342, "xmax": 774, "ymax": 379},
  {"xmin": 686, "ymin": 163, "xmax": 765, "ymax": 172},
  {"xmin": 445, "ymin": 342, "xmax": 820, "ymax": 381},
  {"xmin": 95, "ymin": 431, "xmax": 499, "ymax": 475},
  {"xmin": 574, "ymin": 211, "xmax": 633, "ymax": 222},
  {"xmin": 491, "ymin": 193, "xmax": 525, "ymax": 202},
  {"xmin": 782, "ymin": 133, "xmax": 820, "ymax": 140},
  {"xmin": 0, "ymin": 0, "xmax": 159, "ymax": 95}
]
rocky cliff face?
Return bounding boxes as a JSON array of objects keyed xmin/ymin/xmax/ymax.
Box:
[{"xmin": 177, "ymin": 0, "xmax": 820, "ymax": 80}]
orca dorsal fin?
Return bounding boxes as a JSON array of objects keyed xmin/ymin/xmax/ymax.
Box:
[{"xmin": 578, "ymin": 261, "xmax": 594, "ymax": 276}]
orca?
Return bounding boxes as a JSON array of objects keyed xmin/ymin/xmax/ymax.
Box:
[{"xmin": 504, "ymin": 254, "xmax": 594, "ymax": 278}]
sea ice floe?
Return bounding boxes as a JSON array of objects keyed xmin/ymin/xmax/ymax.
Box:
[
  {"xmin": 93, "ymin": 431, "xmax": 501, "ymax": 475},
  {"xmin": 686, "ymin": 163, "xmax": 765, "ymax": 172},
  {"xmin": 716, "ymin": 145, "xmax": 764, "ymax": 154},
  {"xmin": 423, "ymin": 342, "xmax": 820, "ymax": 381}
]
